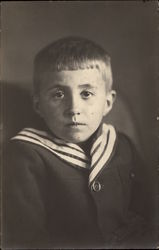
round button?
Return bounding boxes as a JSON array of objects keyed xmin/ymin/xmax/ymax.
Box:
[{"xmin": 91, "ymin": 181, "xmax": 102, "ymax": 192}]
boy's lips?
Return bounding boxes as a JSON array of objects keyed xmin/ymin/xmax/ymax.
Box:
[{"xmin": 66, "ymin": 122, "xmax": 86, "ymax": 127}]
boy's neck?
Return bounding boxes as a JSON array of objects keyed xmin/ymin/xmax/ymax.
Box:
[{"xmin": 77, "ymin": 137, "xmax": 93, "ymax": 158}]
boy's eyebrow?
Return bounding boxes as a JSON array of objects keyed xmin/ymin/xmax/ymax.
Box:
[
  {"xmin": 46, "ymin": 85, "xmax": 64, "ymax": 91},
  {"xmin": 46, "ymin": 84, "xmax": 97, "ymax": 91}
]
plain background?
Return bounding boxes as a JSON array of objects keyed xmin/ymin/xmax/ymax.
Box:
[{"xmin": 1, "ymin": 1, "xmax": 158, "ymax": 224}]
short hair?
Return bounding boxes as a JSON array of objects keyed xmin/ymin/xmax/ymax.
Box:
[{"xmin": 33, "ymin": 36, "xmax": 113, "ymax": 94}]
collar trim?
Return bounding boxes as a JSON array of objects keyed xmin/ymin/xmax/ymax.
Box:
[{"xmin": 12, "ymin": 124, "xmax": 116, "ymax": 184}]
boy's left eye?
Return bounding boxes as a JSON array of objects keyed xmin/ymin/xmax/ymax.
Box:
[{"xmin": 81, "ymin": 90, "xmax": 94, "ymax": 99}]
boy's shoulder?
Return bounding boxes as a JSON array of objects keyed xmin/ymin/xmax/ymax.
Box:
[
  {"xmin": 5, "ymin": 128, "xmax": 51, "ymax": 168},
  {"xmin": 4, "ymin": 128, "xmax": 57, "ymax": 180},
  {"xmin": 113, "ymin": 129, "xmax": 144, "ymax": 174},
  {"xmin": 114, "ymin": 129, "xmax": 145, "ymax": 176},
  {"xmin": 116, "ymin": 129, "xmax": 134, "ymax": 146},
  {"xmin": 115, "ymin": 130, "xmax": 137, "ymax": 156}
]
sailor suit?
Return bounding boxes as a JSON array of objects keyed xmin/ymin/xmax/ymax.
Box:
[{"xmin": 3, "ymin": 124, "xmax": 153, "ymax": 248}]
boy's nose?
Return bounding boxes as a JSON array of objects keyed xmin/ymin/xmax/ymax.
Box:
[
  {"xmin": 66, "ymin": 110, "xmax": 80, "ymax": 116},
  {"xmin": 64, "ymin": 94, "xmax": 81, "ymax": 117}
]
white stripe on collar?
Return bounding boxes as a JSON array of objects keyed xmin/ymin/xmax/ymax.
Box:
[
  {"xmin": 11, "ymin": 123, "xmax": 116, "ymax": 184},
  {"xmin": 89, "ymin": 125, "xmax": 116, "ymax": 185}
]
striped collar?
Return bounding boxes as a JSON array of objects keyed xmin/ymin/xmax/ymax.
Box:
[{"xmin": 11, "ymin": 123, "xmax": 117, "ymax": 186}]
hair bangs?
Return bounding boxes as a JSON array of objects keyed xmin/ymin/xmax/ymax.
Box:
[{"xmin": 33, "ymin": 36, "xmax": 113, "ymax": 93}]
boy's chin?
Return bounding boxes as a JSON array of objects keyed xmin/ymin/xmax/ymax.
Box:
[
  {"xmin": 62, "ymin": 134, "xmax": 92, "ymax": 145},
  {"xmin": 65, "ymin": 137, "xmax": 89, "ymax": 145}
]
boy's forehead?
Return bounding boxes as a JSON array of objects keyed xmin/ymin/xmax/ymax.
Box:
[{"xmin": 40, "ymin": 69, "xmax": 105, "ymax": 88}]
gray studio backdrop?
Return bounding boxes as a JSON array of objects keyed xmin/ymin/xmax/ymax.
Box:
[{"xmin": 2, "ymin": 2, "xmax": 157, "ymax": 174}]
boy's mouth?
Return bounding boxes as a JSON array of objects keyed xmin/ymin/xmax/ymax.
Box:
[{"xmin": 66, "ymin": 122, "xmax": 86, "ymax": 127}]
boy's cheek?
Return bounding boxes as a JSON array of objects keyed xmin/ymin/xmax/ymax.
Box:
[{"xmin": 39, "ymin": 101, "xmax": 61, "ymax": 114}]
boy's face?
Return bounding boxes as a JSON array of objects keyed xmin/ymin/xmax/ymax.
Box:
[{"xmin": 34, "ymin": 69, "xmax": 115, "ymax": 144}]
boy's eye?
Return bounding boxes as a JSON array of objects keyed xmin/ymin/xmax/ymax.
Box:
[
  {"xmin": 53, "ymin": 90, "xmax": 64, "ymax": 99},
  {"xmin": 81, "ymin": 90, "xmax": 94, "ymax": 99}
]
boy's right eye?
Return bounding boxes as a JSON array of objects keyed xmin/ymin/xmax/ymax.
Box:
[{"xmin": 52, "ymin": 90, "xmax": 64, "ymax": 99}]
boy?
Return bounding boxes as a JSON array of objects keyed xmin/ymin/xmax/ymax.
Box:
[{"xmin": 3, "ymin": 36, "xmax": 154, "ymax": 248}]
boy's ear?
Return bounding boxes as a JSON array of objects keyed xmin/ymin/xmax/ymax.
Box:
[
  {"xmin": 33, "ymin": 95, "xmax": 41, "ymax": 115},
  {"xmin": 104, "ymin": 90, "xmax": 116, "ymax": 116}
]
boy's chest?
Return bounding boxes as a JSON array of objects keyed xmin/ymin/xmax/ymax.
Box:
[
  {"xmin": 44, "ymin": 144, "xmax": 134, "ymax": 199},
  {"xmin": 42, "ymin": 148, "xmax": 134, "ymax": 230}
]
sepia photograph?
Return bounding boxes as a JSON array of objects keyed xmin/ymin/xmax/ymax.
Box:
[{"xmin": 1, "ymin": 1, "xmax": 158, "ymax": 249}]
